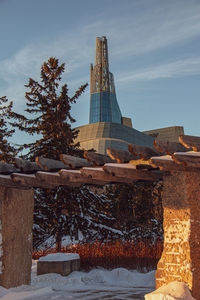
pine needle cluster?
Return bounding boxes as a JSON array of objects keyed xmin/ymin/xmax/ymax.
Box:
[
  {"xmin": 0, "ymin": 96, "xmax": 17, "ymax": 162},
  {"xmin": 10, "ymin": 57, "xmax": 87, "ymax": 159}
]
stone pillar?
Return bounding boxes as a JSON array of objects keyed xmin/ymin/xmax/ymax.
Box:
[
  {"xmin": 156, "ymin": 171, "xmax": 200, "ymax": 299},
  {"xmin": 0, "ymin": 186, "xmax": 34, "ymax": 288}
]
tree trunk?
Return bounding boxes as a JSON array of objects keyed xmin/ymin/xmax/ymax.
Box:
[{"xmin": 56, "ymin": 231, "xmax": 62, "ymax": 251}]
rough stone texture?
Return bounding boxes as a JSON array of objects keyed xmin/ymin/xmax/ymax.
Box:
[
  {"xmin": 37, "ymin": 258, "xmax": 80, "ymax": 276},
  {"xmin": 0, "ymin": 187, "xmax": 34, "ymax": 288},
  {"xmin": 155, "ymin": 172, "xmax": 200, "ymax": 299}
]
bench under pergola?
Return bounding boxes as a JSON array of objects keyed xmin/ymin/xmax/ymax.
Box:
[{"xmin": 0, "ymin": 134, "xmax": 200, "ymax": 299}]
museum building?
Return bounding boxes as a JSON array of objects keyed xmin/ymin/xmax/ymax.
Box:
[{"xmin": 75, "ymin": 36, "xmax": 184, "ymax": 154}]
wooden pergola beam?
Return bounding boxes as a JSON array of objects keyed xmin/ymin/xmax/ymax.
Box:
[
  {"xmin": 84, "ymin": 151, "xmax": 114, "ymax": 166},
  {"xmin": 35, "ymin": 171, "xmax": 71, "ymax": 186},
  {"xmin": 15, "ymin": 158, "xmax": 42, "ymax": 173},
  {"xmin": 0, "ymin": 175, "xmax": 21, "ymax": 188},
  {"xmin": 154, "ymin": 140, "xmax": 188, "ymax": 155},
  {"xmin": 59, "ymin": 168, "xmax": 107, "ymax": 186},
  {"xmin": 150, "ymin": 156, "xmax": 198, "ymax": 172},
  {"xmin": 81, "ymin": 167, "xmax": 134, "ymax": 183},
  {"xmin": 103, "ymin": 163, "xmax": 163, "ymax": 181},
  {"xmin": 0, "ymin": 162, "xmax": 19, "ymax": 174},
  {"xmin": 179, "ymin": 135, "xmax": 200, "ymax": 151},
  {"xmin": 128, "ymin": 144, "xmax": 160, "ymax": 160},
  {"xmin": 107, "ymin": 147, "xmax": 136, "ymax": 163},
  {"xmin": 35, "ymin": 156, "xmax": 68, "ymax": 171},
  {"xmin": 172, "ymin": 152, "xmax": 200, "ymax": 168},
  {"xmin": 60, "ymin": 154, "xmax": 92, "ymax": 169},
  {"xmin": 11, "ymin": 173, "xmax": 53, "ymax": 188}
]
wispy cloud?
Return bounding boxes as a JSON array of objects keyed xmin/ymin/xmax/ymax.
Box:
[
  {"xmin": 117, "ymin": 58, "xmax": 200, "ymax": 83},
  {"xmin": 0, "ymin": 34, "xmax": 92, "ymax": 108},
  {"xmin": 108, "ymin": 1, "xmax": 200, "ymax": 58},
  {"xmin": 1, "ymin": 0, "xmax": 200, "ymax": 110}
]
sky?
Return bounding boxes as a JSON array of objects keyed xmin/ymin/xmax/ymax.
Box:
[{"xmin": 0, "ymin": 0, "xmax": 200, "ymax": 144}]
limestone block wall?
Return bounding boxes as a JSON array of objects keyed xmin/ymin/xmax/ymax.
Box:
[
  {"xmin": 0, "ymin": 187, "xmax": 34, "ymax": 288},
  {"xmin": 156, "ymin": 172, "xmax": 200, "ymax": 299},
  {"xmin": 75, "ymin": 122, "xmax": 154, "ymax": 154},
  {"xmin": 143, "ymin": 126, "xmax": 184, "ymax": 142}
]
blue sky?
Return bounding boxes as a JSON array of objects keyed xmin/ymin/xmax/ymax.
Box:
[{"xmin": 0, "ymin": 0, "xmax": 200, "ymax": 144}]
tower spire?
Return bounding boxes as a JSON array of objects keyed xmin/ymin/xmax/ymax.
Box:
[{"xmin": 89, "ymin": 36, "xmax": 122, "ymax": 124}]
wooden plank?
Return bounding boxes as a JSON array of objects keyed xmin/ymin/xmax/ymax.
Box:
[
  {"xmin": 172, "ymin": 152, "xmax": 200, "ymax": 168},
  {"xmin": 81, "ymin": 167, "xmax": 134, "ymax": 183},
  {"xmin": 60, "ymin": 154, "xmax": 92, "ymax": 169},
  {"xmin": 35, "ymin": 171, "xmax": 70, "ymax": 186},
  {"xmin": 179, "ymin": 135, "xmax": 200, "ymax": 151},
  {"xmin": 15, "ymin": 158, "xmax": 42, "ymax": 173},
  {"xmin": 130, "ymin": 159, "xmax": 152, "ymax": 166},
  {"xmin": 107, "ymin": 147, "xmax": 136, "ymax": 163},
  {"xmin": 35, "ymin": 157, "xmax": 68, "ymax": 171},
  {"xmin": 11, "ymin": 173, "xmax": 53, "ymax": 188},
  {"xmin": 84, "ymin": 151, "xmax": 113, "ymax": 166},
  {"xmin": 103, "ymin": 163, "xmax": 163, "ymax": 181},
  {"xmin": 58, "ymin": 169, "xmax": 86, "ymax": 182},
  {"xmin": 150, "ymin": 156, "xmax": 197, "ymax": 172},
  {"xmin": 0, "ymin": 162, "xmax": 19, "ymax": 174},
  {"xmin": 0, "ymin": 175, "xmax": 21, "ymax": 188},
  {"xmin": 154, "ymin": 140, "xmax": 188, "ymax": 155},
  {"xmin": 59, "ymin": 169, "xmax": 107, "ymax": 186},
  {"xmin": 128, "ymin": 144, "xmax": 160, "ymax": 160}
]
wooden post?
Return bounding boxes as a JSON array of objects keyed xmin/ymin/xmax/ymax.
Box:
[
  {"xmin": 156, "ymin": 171, "xmax": 200, "ymax": 299},
  {"xmin": 0, "ymin": 186, "xmax": 34, "ymax": 288}
]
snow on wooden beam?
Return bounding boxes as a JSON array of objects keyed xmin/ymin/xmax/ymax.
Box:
[
  {"xmin": 150, "ymin": 156, "xmax": 198, "ymax": 172},
  {"xmin": 179, "ymin": 134, "xmax": 200, "ymax": 151},
  {"xmin": 172, "ymin": 152, "xmax": 200, "ymax": 168},
  {"xmin": 81, "ymin": 167, "xmax": 134, "ymax": 184},
  {"xmin": 103, "ymin": 163, "xmax": 163, "ymax": 181},
  {"xmin": 154, "ymin": 140, "xmax": 188, "ymax": 155},
  {"xmin": 35, "ymin": 157, "xmax": 69, "ymax": 171},
  {"xmin": 59, "ymin": 169, "xmax": 89, "ymax": 182},
  {"xmin": 128, "ymin": 144, "xmax": 160, "ymax": 160},
  {"xmin": 11, "ymin": 173, "xmax": 53, "ymax": 188},
  {"xmin": 0, "ymin": 175, "xmax": 21, "ymax": 188},
  {"xmin": 107, "ymin": 147, "xmax": 136, "ymax": 163},
  {"xmin": 84, "ymin": 151, "xmax": 113, "ymax": 166},
  {"xmin": 35, "ymin": 171, "xmax": 72, "ymax": 186},
  {"xmin": 59, "ymin": 169, "xmax": 107, "ymax": 186},
  {"xmin": 60, "ymin": 154, "xmax": 92, "ymax": 169}
]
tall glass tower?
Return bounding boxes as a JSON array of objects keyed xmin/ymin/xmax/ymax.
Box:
[{"xmin": 89, "ymin": 36, "xmax": 122, "ymax": 124}]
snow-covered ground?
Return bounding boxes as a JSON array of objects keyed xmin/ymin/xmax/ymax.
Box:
[
  {"xmin": 146, "ymin": 281, "xmax": 195, "ymax": 300},
  {"xmin": 0, "ymin": 260, "xmax": 155, "ymax": 300},
  {"xmin": 0, "ymin": 260, "xmax": 195, "ymax": 300}
]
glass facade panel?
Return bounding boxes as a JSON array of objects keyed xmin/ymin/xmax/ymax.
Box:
[
  {"xmin": 90, "ymin": 92, "xmax": 122, "ymax": 124},
  {"xmin": 110, "ymin": 93, "xmax": 122, "ymax": 124},
  {"xmin": 90, "ymin": 93, "xmax": 100, "ymax": 123},
  {"xmin": 101, "ymin": 92, "xmax": 112, "ymax": 122}
]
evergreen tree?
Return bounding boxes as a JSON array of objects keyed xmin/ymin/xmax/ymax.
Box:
[
  {"xmin": 0, "ymin": 96, "xmax": 17, "ymax": 162},
  {"xmin": 10, "ymin": 57, "xmax": 87, "ymax": 159},
  {"xmin": 10, "ymin": 57, "xmax": 117, "ymax": 250},
  {"xmin": 105, "ymin": 181, "xmax": 163, "ymax": 242},
  {"xmin": 33, "ymin": 185, "xmax": 121, "ymax": 250}
]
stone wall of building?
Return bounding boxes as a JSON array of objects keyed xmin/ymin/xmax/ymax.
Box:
[
  {"xmin": 75, "ymin": 122, "xmax": 154, "ymax": 154},
  {"xmin": 143, "ymin": 126, "xmax": 184, "ymax": 143},
  {"xmin": 156, "ymin": 171, "xmax": 200, "ymax": 299}
]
